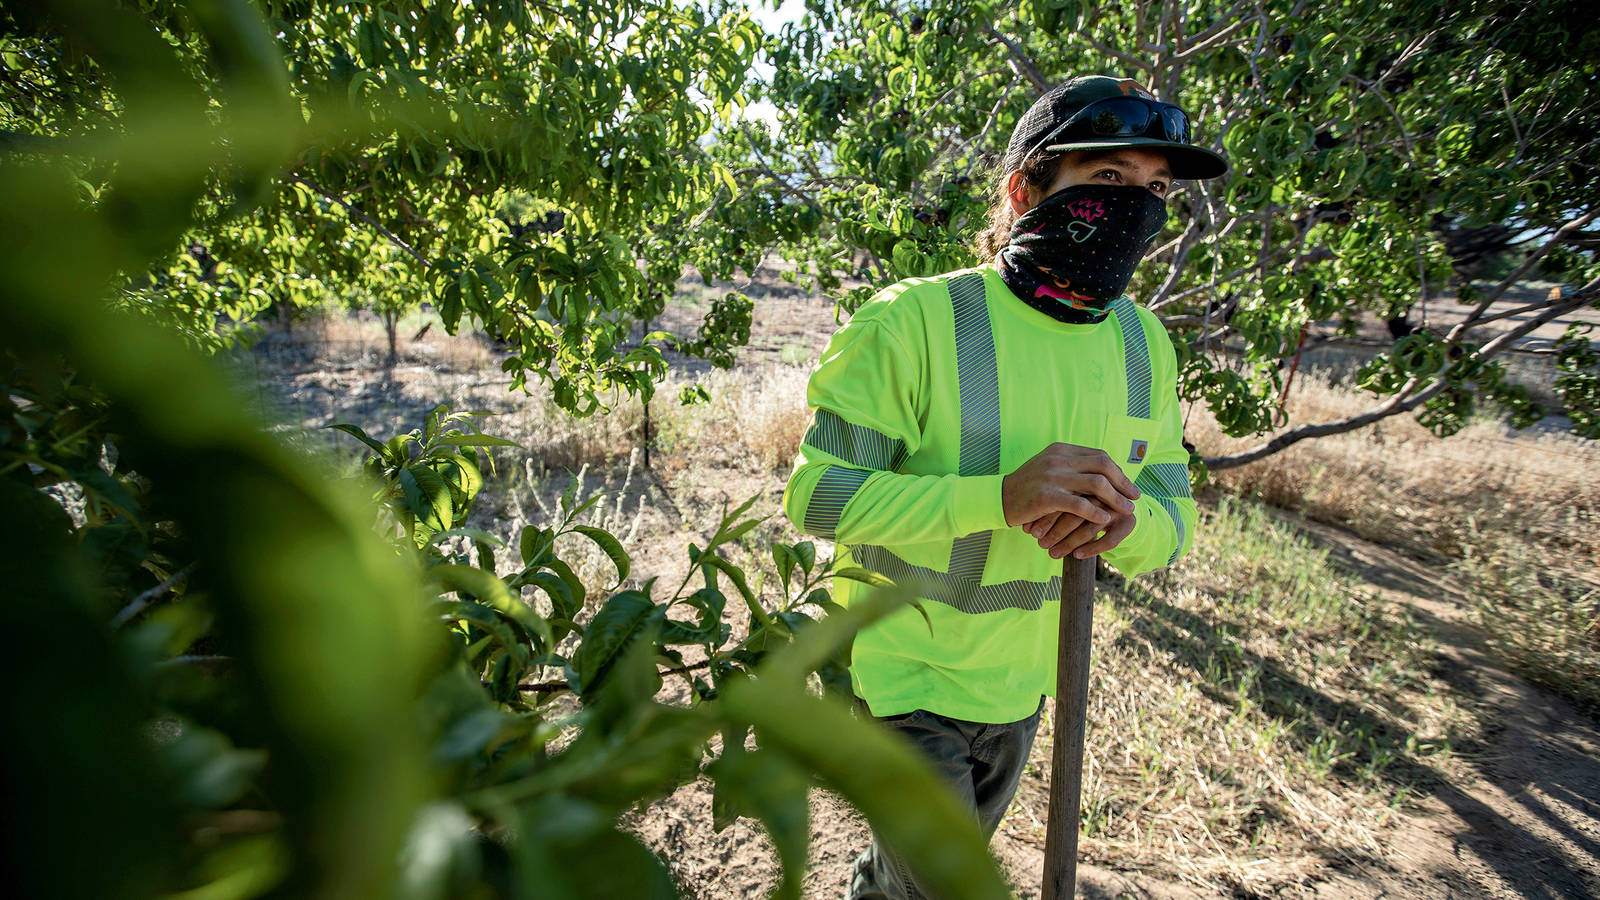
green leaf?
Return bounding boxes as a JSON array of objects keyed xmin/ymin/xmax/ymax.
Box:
[
  {"xmin": 384, "ymin": 433, "xmax": 419, "ymax": 467},
  {"xmin": 400, "ymin": 466, "xmax": 452, "ymax": 532},
  {"xmin": 398, "ymin": 802, "xmax": 479, "ymax": 900},
  {"xmin": 436, "ymin": 433, "xmax": 523, "ymax": 448},
  {"xmin": 572, "ymin": 525, "xmax": 630, "ymax": 587},
  {"xmin": 542, "ymin": 557, "xmax": 587, "ymax": 621},
  {"xmin": 520, "ymin": 524, "xmax": 555, "ymax": 566},
  {"xmin": 706, "ymin": 494, "xmax": 763, "ymax": 547},
  {"xmin": 433, "ymin": 708, "xmax": 515, "ymax": 763},
  {"xmin": 706, "ymin": 747, "xmax": 809, "ymax": 899},
  {"xmin": 565, "ymin": 490, "xmax": 605, "ymax": 523},
  {"xmin": 432, "ymin": 600, "xmax": 527, "ymax": 668},
  {"xmin": 835, "ymin": 566, "xmax": 893, "ymax": 588},
  {"xmin": 662, "ymin": 586, "xmax": 727, "ymax": 645},
  {"xmin": 511, "ymin": 796, "xmax": 676, "ymax": 900},
  {"xmin": 793, "ymin": 541, "xmax": 816, "ymax": 576},
  {"xmin": 522, "ymin": 571, "xmax": 578, "ymax": 625},
  {"xmin": 159, "ymin": 724, "xmax": 268, "ymax": 810},
  {"xmin": 327, "ymin": 422, "xmax": 387, "ymax": 455},
  {"xmin": 701, "ymin": 552, "xmax": 769, "ymax": 629},
  {"xmin": 722, "ymin": 678, "xmax": 1010, "ymax": 900},
  {"xmin": 771, "ymin": 542, "xmax": 797, "ymax": 591},
  {"xmin": 565, "ymin": 590, "xmax": 664, "ymax": 698},
  {"xmin": 432, "ymin": 565, "xmax": 551, "ymax": 654},
  {"xmin": 432, "ymin": 454, "xmax": 482, "ymax": 505}
]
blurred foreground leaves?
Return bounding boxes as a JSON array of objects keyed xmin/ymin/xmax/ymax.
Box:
[{"xmin": 0, "ymin": 2, "xmax": 1011, "ymax": 897}]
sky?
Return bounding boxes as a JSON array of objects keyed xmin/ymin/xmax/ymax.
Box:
[{"xmin": 739, "ymin": 0, "xmax": 809, "ymax": 127}]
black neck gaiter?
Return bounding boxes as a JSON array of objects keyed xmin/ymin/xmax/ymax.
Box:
[{"xmin": 994, "ymin": 184, "xmax": 1167, "ymax": 324}]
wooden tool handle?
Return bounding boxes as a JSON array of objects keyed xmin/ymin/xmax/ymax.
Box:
[{"xmin": 1042, "ymin": 554, "xmax": 1096, "ymax": 900}]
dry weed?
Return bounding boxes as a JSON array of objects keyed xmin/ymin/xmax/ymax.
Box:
[
  {"xmin": 1004, "ymin": 497, "xmax": 1471, "ymax": 895},
  {"xmin": 1188, "ymin": 372, "xmax": 1600, "ymax": 717},
  {"xmin": 655, "ymin": 367, "xmax": 812, "ymax": 473},
  {"xmin": 511, "ymin": 449, "xmax": 651, "ymax": 603}
]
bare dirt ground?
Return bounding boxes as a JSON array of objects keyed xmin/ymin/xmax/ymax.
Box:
[{"xmin": 1286, "ymin": 515, "xmax": 1600, "ymax": 900}]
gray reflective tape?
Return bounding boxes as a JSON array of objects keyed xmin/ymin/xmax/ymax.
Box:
[
  {"xmin": 1111, "ymin": 297, "xmax": 1152, "ymax": 419},
  {"xmin": 1136, "ymin": 462, "xmax": 1192, "ymax": 499},
  {"xmin": 1150, "ymin": 494, "xmax": 1187, "ymax": 566},
  {"xmin": 855, "ymin": 544, "xmax": 1061, "ymax": 615},
  {"xmin": 804, "ymin": 466, "xmax": 871, "ymax": 539},
  {"xmin": 947, "ymin": 272, "xmax": 1001, "ymax": 588},
  {"xmin": 950, "ymin": 273, "xmax": 1000, "ymax": 477},
  {"xmin": 947, "ymin": 531, "xmax": 992, "ymax": 585},
  {"xmin": 803, "ymin": 409, "xmax": 908, "ymax": 471}
]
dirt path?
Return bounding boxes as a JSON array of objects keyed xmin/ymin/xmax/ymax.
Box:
[
  {"xmin": 635, "ymin": 512, "xmax": 1600, "ymax": 900},
  {"xmin": 1277, "ymin": 514, "xmax": 1600, "ymax": 900}
]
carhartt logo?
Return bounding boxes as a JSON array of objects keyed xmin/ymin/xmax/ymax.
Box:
[{"xmin": 1128, "ymin": 439, "xmax": 1148, "ymax": 464}]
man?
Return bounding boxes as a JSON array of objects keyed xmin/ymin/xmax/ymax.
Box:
[{"xmin": 782, "ymin": 75, "xmax": 1226, "ymax": 898}]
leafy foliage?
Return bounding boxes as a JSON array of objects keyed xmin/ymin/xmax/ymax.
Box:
[
  {"xmin": 6, "ymin": 0, "xmax": 1594, "ymax": 456},
  {"xmin": 742, "ymin": 0, "xmax": 1599, "ymax": 463},
  {"xmin": 2, "ymin": 0, "xmax": 769, "ymax": 409},
  {"xmin": 5, "ymin": 0, "xmax": 1597, "ymax": 892},
  {"xmin": 0, "ymin": 2, "xmax": 1016, "ymax": 897}
]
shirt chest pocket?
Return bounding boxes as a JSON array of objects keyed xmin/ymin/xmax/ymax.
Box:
[{"xmin": 1103, "ymin": 414, "xmax": 1156, "ymax": 482}]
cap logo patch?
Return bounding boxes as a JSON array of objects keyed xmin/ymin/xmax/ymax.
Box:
[
  {"xmin": 1128, "ymin": 439, "xmax": 1148, "ymax": 464},
  {"xmin": 1117, "ymin": 78, "xmax": 1156, "ymax": 100}
]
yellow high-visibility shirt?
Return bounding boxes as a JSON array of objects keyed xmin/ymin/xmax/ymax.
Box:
[{"xmin": 783, "ymin": 264, "xmax": 1195, "ymax": 723}]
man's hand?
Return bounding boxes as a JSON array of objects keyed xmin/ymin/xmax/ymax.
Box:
[
  {"xmin": 1001, "ymin": 443, "xmax": 1140, "ymax": 559},
  {"xmin": 1022, "ymin": 507, "xmax": 1136, "ymax": 559}
]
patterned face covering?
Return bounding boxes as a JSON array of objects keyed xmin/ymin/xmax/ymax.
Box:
[{"xmin": 994, "ymin": 184, "xmax": 1168, "ymax": 324}]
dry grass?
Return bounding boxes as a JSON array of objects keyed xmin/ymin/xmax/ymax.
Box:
[
  {"xmin": 240, "ymin": 306, "xmax": 500, "ymax": 373},
  {"xmin": 651, "ymin": 366, "xmax": 813, "ymax": 474},
  {"xmin": 1000, "ymin": 497, "xmax": 1470, "ymax": 894},
  {"xmin": 1189, "ymin": 373, "xmax": 1600, "ymax": 718}
]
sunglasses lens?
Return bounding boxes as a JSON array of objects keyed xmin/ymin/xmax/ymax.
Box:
[
  {"xmin": 1159, "ymin": 106, "xmax": 1191, "ymax": 143},
  {"xmin": 1085, "ymin": 98, "xmax": 1155, "ymax": 137}
]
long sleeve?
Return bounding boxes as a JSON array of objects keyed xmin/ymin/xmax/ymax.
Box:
[
  {"xmin": 1103, "ymin": 311, "xmax": 1197, "ymax": 577},
  {"xmin": 782, "ymin": 305, "xmax": 1009, "ymax": 547}
]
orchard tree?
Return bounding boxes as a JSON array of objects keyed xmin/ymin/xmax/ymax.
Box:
[
  {"xmin": 737, "ymin": 0, "xmax": 1600, "ymax": 463},
  {"xmin": 2, "ymin": 0, "xmax": 773, "ymax": 408}
]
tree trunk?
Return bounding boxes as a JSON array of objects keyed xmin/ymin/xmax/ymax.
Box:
[{"xmin": 383, "ymin": 310, "xmax": 398, "ymax": 371}]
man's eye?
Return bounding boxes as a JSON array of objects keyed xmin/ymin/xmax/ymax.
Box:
[
  {"xmin": 1096, "ymin": 169, "xmax": 1120, "ymax": 181},
  {"xmin": 1149, "ymin": 182, "xmax": 1169, "ymax": 195}
]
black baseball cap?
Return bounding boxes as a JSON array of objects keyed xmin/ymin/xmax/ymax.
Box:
[{"xmin": 1002, "ymin": 75, "xmax": 1228, "ymax": 180}]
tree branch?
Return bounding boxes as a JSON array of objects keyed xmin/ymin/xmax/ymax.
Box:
[
  {"xmin": 515, "ymin": 657, "xmax": 713, "ymax": 694},
  {"xmin": 1450, "ymin": 208, "xmax": 1600, "ymax": 340},
  {"xmin": 1163, "ymin": 17, "xmax": 1251, "ymax": 68},
  {"xmin": 911, "ymin": 69, "xmax": 1008, "ymax": 134},
  {"xmin": 112, "ymin": 563, "xmax": 197, "ymax": 629},
  {"xmin": 284, "ymin": 173, "xmax": 431, "ymax": 267},
  {"xmin": 1079, "ymin": 30, "xmax": 1155, "ymax": 76},
  {"xmin": 959, "ymin": 77, "xmax": 1020, "ymax": 181},
  {"xmin": 982, "ymin": 25, "xmax": 1050, "ymax": 92},
  {"xmin": 1147, "ymin": 214, "xmax": 1208, "ymax": 307},
  {"xmin": 1175, "ymin": 0, "xmax": 1253, "ymax": 52},
  {"xmin": 1203, "ymin": 292, "xmax": 1597, "ymax": 470},
  {"xmin": 1345, "ymin": 74, "xmax": 1415, "ymax": 156}
]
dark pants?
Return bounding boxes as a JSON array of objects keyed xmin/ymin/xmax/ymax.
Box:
[{"xmin": 847, "ymin": 698, "xmax": 1045, "ymax": 900}]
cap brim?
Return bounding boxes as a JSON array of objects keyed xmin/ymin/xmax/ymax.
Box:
[{"xmin": 1041, "ymin": 136, "xmax": 1229, "ymax": 180}]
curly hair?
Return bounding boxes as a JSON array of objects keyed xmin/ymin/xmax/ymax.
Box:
[{"xmin": 971, "ymin": 152, "xmax": 1063, "ymax": 259}]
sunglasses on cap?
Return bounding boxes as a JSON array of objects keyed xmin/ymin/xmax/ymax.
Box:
[{"xmin": 1032, "ymin": 96, "xmax": 1194, "ymax": 158}]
